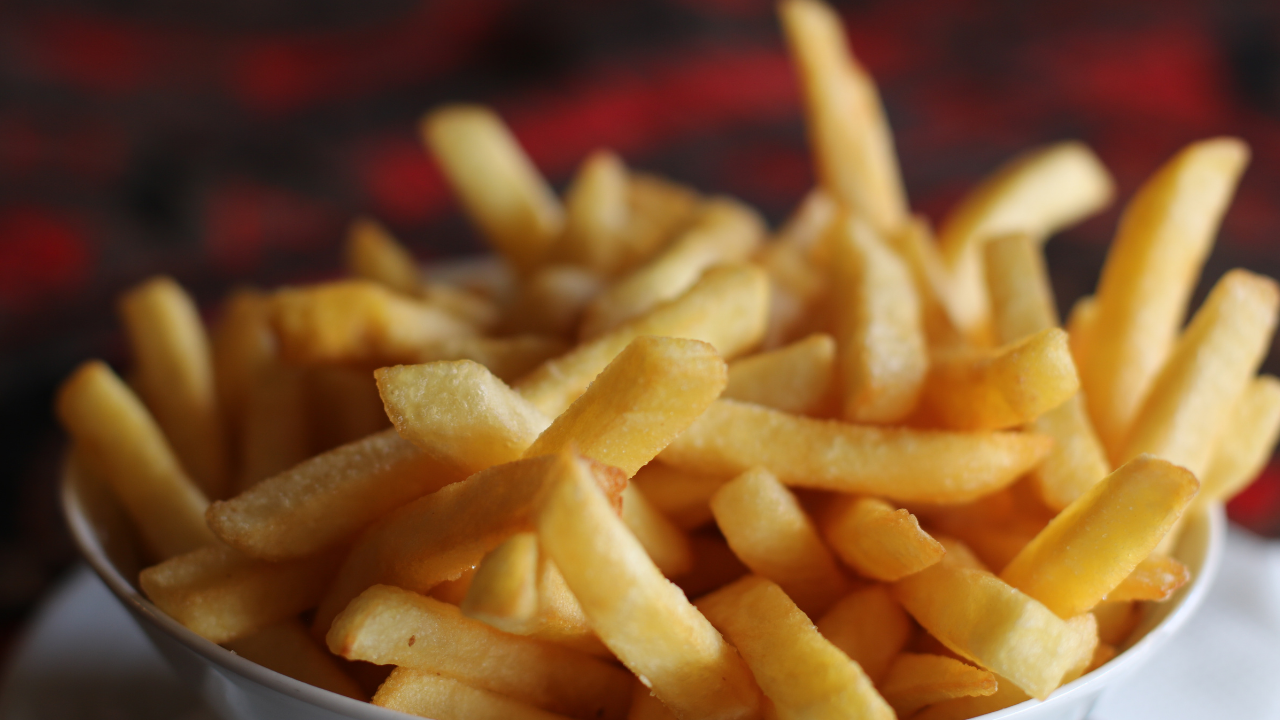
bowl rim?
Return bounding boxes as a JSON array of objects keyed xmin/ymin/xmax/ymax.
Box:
[{"xmin": 60, "ymin": 460, "xmax": 1227, "ymax": 720}]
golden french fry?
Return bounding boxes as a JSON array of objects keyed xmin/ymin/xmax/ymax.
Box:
[
  {"xmin": 374, "ymin": 668, "xmax": 577, "ymax": 720},
  {"xmin": 823, "ymin": 496, "xmax": 945, "ymax": 581},
  {"xmin": 925, "ymin": 513, "xmax": 1039, "ymax": 574},
  {"xmin": 580, "ymin": 198, "xmax": 765, "ymax": 339},
  {"xmin": 754, "ymin": 241, "xmax": 829, "ymax": 350},
  {"xmin": 888, "ymin": 215, "xmax": 964, "ymax": 348},
  {"xmin": 429, "ymin": 566, "xmax": 476, "ymax": 606},
  {"xmin": 535, "ymin": 452, "xmax": 761, "ymax": 720},
  {"xmin": 878, "ymin": 653, "xmax": 998, "ymax": 718},
  {"xmin": 419, "ymin": 282, "xmax": 502, "ymax": 330},
  {"xmin": 304, "ymin": 365, "xmax": 390, "ymax": 451},
  {"xmin": 696, "ymin": 575, "xmax": 894, "ymax": 720},
  {"xmin": 1201, "ymin": 375, "xmax": 1280, "ymax": 503},
  {"xmin": 1121, "ymin": 269, "xmax": 1279, "ymax": 476},
  {"xmin": 1080, "ymin": 138, "xmax": 1249, "ymax": 456},
  {"xmin": 918, "ymin": 327, "xmax": 1079, "ymax": 431},
  {"xmin": 1104, "ymin": 553, "xmax": 1190, "ymax": 603},
  {"xmin": 661, "ymin": 399, "xmax": 1052, "ymax": 504},
  {"xmin": 779, "ymin": 0, "xmax": 907, "ymax": 235},
  {"xmin": 329, "ymin": 584, "xmax": 631, "ymax": 720},
  {"xmin": 723, "ymin": 333, "xmax": 835, "ymax": 416},
  {"xmin": 616, "ymin": 173, "xmax": 702, "ymax": 276},
  {"xmin": 999, "ymin": 456, "xmax": 1198, "ymax": 618},
  {"xmin": 500, "ymin": 265, "xmax": 605, "ymax": 338},
  {"xmin": 346, "ymin": 216, "xmax": 421, "ymax": 295},
  {"xmin": 1091, "ymin": 601, "xmax": 1140, "ymax": 646},
  {"xmin": 525, "ymin": 336, "xmax": 727, "ymax": 477},
  {"xmin": 120, "ymin": 276, "xmax": 229, "ymax": 499},
  {"xmin": 461, "ymin": 532, "xmax": 540, "ymax": 631},
  {"xmin": 629, "ymin": 679, "xmax": 679, "ymax": 720},
  {"xmin": 236, "ymin": 360, "xmax": 310, "ymax": 492},
  {"xmin": 224, "ymin": 620, "xmax": 367, "ymax": 700},
  {"xmin": 558, "ymin": 150, "xmax": 630, "ymax": 275},
  {"xmin": 776, "ymin": 187, "xmax": 837, "ymax": 253},
  {"xmin": 831, "ymin": 215, "xmax": 928, "ymax": 423},
  {"xmin": 815, "ymin": 585, "xmax": 912, "ymax": 682},
  {"xmin": 422, "ymin": 104, "xmax": 563, "ymax": 273},
  {"xmin": 1087, "ymin": 643, "xmax": 1119, "ymax": 674},
  {"xmin": 710, "ymin": 467, "xmax": 851, "ymax": 616},
  {"xmin": 516, "ymin": 264, "xmax": 769, "ymax": 417},
  {"xmin": 402, "ymin": 334, "xmax": 567, "ymax": 383},
  {"xmin": 140, "ymin": 543, "xmax": 340, "ymax": 644},
  {"xmin": 622, "ymin": 484, "xmax": 695, "ymax": 578},
  {"xmin": 211, "ymin": 288, "xmax": 274, "ymax": 470},
  {"xmin": 631, "ymin": 462, "xmax": 725, "ymax": 530},
  {"xmin": 911, "ymin": 674, "xmax": 1031, "ymax": 720},
  {"xmin": 1056, "ymin": 613, "xmax": 1101, "ymax": 685},
  {"xmin": 57, "ymin": 361, "xmax": 214, "ymax": 559}
]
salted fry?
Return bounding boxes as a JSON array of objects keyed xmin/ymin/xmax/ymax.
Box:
[
  {"xmin": 823, "ymin": 496, "xmax": 945, "ymax": 581},
  {"xmin": 878, "ymin": 653, "xmax": 997, "ymax": 718},
  {"xmin": 224, "ymin": 620, "xmax": 366, "ymax": 700},
  {"xmin": 815, "ymin": 585, "xmax": 912, "ymax": 682},
  {"xmin": 374, "ymin": 668, "xmax": 577, "ymax": 720},
  {"xmin": 631, "ymin": 463, "xmax": 725, "ymax": 530},
  {"xmin": 1080, "ymin": 138, "xmax": 1249, "ymax": 456},
  {"xmin": 1201, "ymin": 375, "xmax": 1280, "ymax": 503},
  {"xmin": 559, "ymin": 150, "xmax": 630, "ymax": 275},
  {"xmin": 1104, "ymin": 553, "xmax": 1190, "ymax": 603},
  {"xmin": 347, "ymin": 216, "xmax": 421, "ymax": 295},
  {"xmin": 622, "ymin": 484, "xmax": 695, "ymax": 578},
  {"xmin": 723, "ymin": 333, "xmax": 835, "ymax": 416}
]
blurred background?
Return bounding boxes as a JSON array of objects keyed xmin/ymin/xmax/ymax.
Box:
[{"xmin": 3, "ymin": 0, "xmax": 1280, "ymax": 660}]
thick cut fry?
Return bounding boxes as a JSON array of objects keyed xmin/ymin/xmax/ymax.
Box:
[
  {"xmin": 224, "ymin": 620, "xmax": 366, "ymax": 700},
  {"xmin": 1081, "ymin": 138, "xmax": 1249, "ymax": 456},
  {"xmin": 57, "ymin": 361, "xmax": 214, "ymax": 559},
  {"xmin": 208, "ymin": 429, "xmax": 462, "ymax": 561},
  {"xmin": 724, "ymin": 333, "xmax": 836, "ymax": 416},
  {"xmin": 422, "ymin": 105, "xmax": 563, "ymax": 272},
  {"xmin": 346, "ymin": 216, "xmax": 421, "ymax": 295},
  {"xmin": 236, "ymin": 360, "xmax": 310, "ymax": 492},
  {"xmin": 616, "ymin": 173, "xmax": 702, "ymax": 277},
  {"xmin": 140, "ymin": 543, "xmax": 340, "ymax": 644},
  {"xmin": 710, "ymin": 467, "xmax": 850, "ymax": 616},
  {"xmin": 888, "ymin": 216, "xmax": 964, "ymax": 348},
  {"xmin": 1104, "ymin": 553, "xmax": 1190, "ymax": 602},
  {"xmin": 559, "ymin": 150, "xmax": 630, "ymax": 275},
  {"xmin": 536, "ymin": 452, "xmax": 761, "ymax": 720},
  {"xmin": 329, "ymin": 584, "xmax": 631, "ymax": 720},
  {"xmin": 815, "ymin": 585, "xmax": 912, "ymax": 682},
  {"xmin": 516, "ymin": 264, "xmax": 769, "ymax": 417},
  {"xmin": 1120, "ymin": 269, "xmax": 1279, "ymax": 476},
  {"xmin": 830, "ymin": 216, "xmax": 928, "ymax": 423},
  {"xmin": 580, "ymin": 198, "xmax": 765, "ymax": 338},
  {"xmin": 429, "ymin": 566, "xmax": 476, "ymax": 606},
  {"xmin": 696, "ymin": 576, "xmax": 895, "ymax": 720},
  {"xmin": 911, "ymin": 675, "xmax": 1031, "ymax": 720},
  {"xmin": 1201, "ymin": 375, "xmax": 1280, "ymax": 503},
  {"xmin": 919, "ymin": 328, "xmax": 1079, "ymax": 431},
  {"xmin": 500, "ymin": 265, "xmax": 605, "ymax": 338},
  {"xmin": 378, "ymin": 360, "xmax": 551, "ymax": 474},
  {"xmin": 374, "ymin": 669, "xmax": 575, "ymax": 720},
  {"xmin": 461, "ymin": 532, "xmax": 540, "ymax": 631},
  {"xmin": 525, "ymin": 336, "xmax": 727, "ymax": 477},
  {"xmin": 780, "ymin": 0, "xmax": 907, "ymax": 235},
  {"xmin": 120, "ymin": 276, "xmax": 229, "ymax": 499},
  {"xmin": 937, "ymin": 142, "xmax": 1113, "ymax": 339},
  {"xmin": 878, "ymin": 653, "xmax": 998, "ymax": 718},
  {"xmin": 631, "ymin": 462, "xmax": 726, "ymax": 530},
  {"xmin": 211, "ymin": 288, "xmax": 274, "ymax": 470},
  {"xmin": 999, "ymin": 456, "xmax": 1199, "ymax": 618},
  {"xmin": 402, "ymin": 334, "xmax": 567, "ymax": 383},
  {"xmin": 755, "ymin": 241, "xmax": 829, "ymax": 350},
  {"xmin": 622, "ymin": 484, "xmax": 695, "ymax": 578},
  {"xmin": 661, "ymin": 399, "xmax": 1052, "ymax": 504},
  {"xmin": 823, "ymin": 496, "xmax": 945, "ymax": 581},
  {"xmin": 314, "ymin": 453, "xmax": 625, "ymax": 638}
]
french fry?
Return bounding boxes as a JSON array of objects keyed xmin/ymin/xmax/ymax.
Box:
[
  {"xmin": 822, "ymin": 496, "xmax": 945, "ymax": 581},
  {"xmin": 140, "ymin": 543, "xmax": 341, "ymax": 644},
  {"xmin": 236, "ymin": 360, "xmax": 310, "ymax": 492},
  {"xmin": 675, "ymin": 531, "xmax": 752, "ymax": 600},
  {"xmin": 223, "ymin": 620, "xmax": 367, "ymax": 700},
  {"xmin": 419, "ymin": 282, "xmax": 502, "ymax": 330},
  {"xmin": 535, "ymin": 452, "xmax": 761, "ymax": 720},
  {"xmin": 877, "ymin": 653, "xmax": 998, "ymax": 718},
  {"xmin": 580, "ymin": 198, "xmax": 765, "ymax": 338},
  {"xmin": 888, "ymin": 215, "xmax": 964, "ymax": 348},
  {"xmin": 422, "ymin": 104, "xmax": 563, "ymax": 273},
  {"xmin": 524, "ymin": 336, "xmax": 727, "ymax": 477},
  {"xmin": 1080, "ymin": 138, "xmax": 1249, "ymax": 456},
  {"xmin": 631, "ymin": 462, "xmax": 725, "ymax": 530},
  {"xmin": 830, "ymin": 215, "xmax": 928, "ymax": 423},
  {"xmin": 936, "ymin": 142, "xmax": 1113, "ymax": 340},
  {"xmin": 622, "ymin": 485, "xmax": 695, "ymax": 578},
  {"xmin": 211, "ymin": 288, "xmax": 274, "ymax": 472},
  {"xmin": 776, "ymin": 187, "xmax": 837, "ymax": 254},
  {"xmin": 558, "ymin": 150, "xmax": 630, "ymax": 275},
  {"xmin": 461, "ymin": 532, "xmax": 540, "ymax": 631},
  {"xmin": 779, "ymin": 0, "xmax": 907, "ymax": 235},
  {"xmin": 710, "ymin": 467, "xmax": 851, "ymax": 616},
  {"xmin": 999, "ymin": 456, "xmax": 1199, "ymax": 619},
  {"xmin": 1056, "ymin": 613, "xmax": 1101, "ymax": 685},
  {"xmin": 660, "ymin": 399, "xmax": 1052, "ymax": 504},
  {"xmin": 1120, "ymin": 269, "xmax": 1280, "ymax": 476},
  {"xmin": 329, "ymin": 584, "xmax": 631, "ymax": 720},
  {"xmin": 374, "ymin": 668, "xmax": 577, "ymax": 720},
  {"xmin": 917, "ymin": 327, "xmax": 1079, "ymax": 431},
  {"xmin": 754, "ymin": 241, "xmax": 828, "ymax": 350},
  {"xmin": 616, "ymin": 173, "xmax": 702, "ymax": 276},
  {"xmin": 500, "ymin": 265, "xmax": 605, "ymax": 338},
  {"xmin": 346, "ymin": 216, "xmax": 421, "ymax": 296},
  {"xmin": 629, "ymin": 679, "xmax": 679, "ymax": 720},
  {"xmin": 910, "ymin": 675, "xmax": 1030, "ymax": 720},
  {"xmin": 1091, "ymin": 601, "xmax": 1140, "ymax": 646},
  {"xmin": 723, "ymin": 333, "xmax": 835, "ymax": 416},
  {"xmin": 429, "ymin": 566, "xmax": 476, "ymax": 606},
  {"xmin": 305, "ymin": 365, "xmax": 390, "ymax": 451},
  {"xmin": 1087, "ymin": 643, "xmax": 1118, "ymax": 674},
  {"xmin": 815, "ymin": 585, "xmax": 912, "ymax": 682},
  {"xmin": 1104, "ymin": 553, "xmax": 1190, "ymax": 603},
  {"xmin": 1066, "ymin": 294, "xmax": 1096, "ymax": 372},
  {"xmin": 402, "ymin": 334, "xmax": 567, "ymax": 383},
  {"xmin": 1201, "ymin": 375, "xmax": 1280, "ymax": 503},
  {"xmin": 57, "ymin": 361, "xmax": 215, "ymax": 559},
  {"xmin": 695, "ymin": 575, "xmax": 895, "ymax": 720},
  {"xmin": 925, "ymin": 513, "xmax": 1039, "ymax": 573},
  {"xmin": 120, "ymin": 276, "xmax": 229, "ymax": 499},
  {"xmin": 515, "ymin": 264, "xmax": 769, "ymax": 417}
]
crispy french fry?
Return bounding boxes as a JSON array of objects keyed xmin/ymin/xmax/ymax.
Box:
[
  {"xmin": 580, "ymin": 198, "xmax": 765, "ymax": 338},
  {"xmin": 57, "ymin": 361, "xmax": 215, "ymax": 559},
  {"xmin": 696, "ymin": 575, "xmax": 894, "ymax": 720},
  {"xmin": 1104, "ymin": 553, "xmax": 1190, "ymax": 603},
  {"xmin": 1120, "ymin": 269, "xmax": 1279, "ymax": 476},
  {"xmin": 631, "ymin": 462, "xmax": 725, "ymax": 530},
  {"xmin": 924, "ymin": 513, "xmax": 1039, "ymax": 574},
  {"xmin": 329, "ymin": 584, "xmax": 631, "ymax": 720},
  {"xmin": 999, "ymin": 456, "xmax": 1199, "ymax": 618},
  {"xmin": 661, "ymin": 399, "xmax": 1052, "ymax": 504},
  {"xmin": 224, "ymin": 620, "xmax": 367, "ymax": 700},
  {"xmin": 910, "ymin": 674, "xmax": 1031, "ymax": 720},
  {"xmin": 374, "ymin": 668, "xmax": 577, "ymax": 720},
  {"xmin": 402, "ymin": 334, "xmax": 567, "ymax": 383},
  {"xmin": 1201, "ymin": 375, "xmax": 1280, "ymax": 503},
  {"xmin": 140, "ymin": 543, "xmax": 341, "ymax": 644},
  {"xmin": 710, "ymin": 467, "xmax": 851, "ymax": 616},
  {"xmin": 305, "ymin": 365, "xmax": 390, "ymax": 451},
  {"xmin": 422, "ymin": 105, "xmax": 563, "ymax": 273},
  {"xmin": 831, "ymin": 215, "xmax": 928, "ymax": 423},
  {"xmin": 815, "ymin": 585, "xmax": 912, "ymax": 682},
  {"xmin": 779, "ymin": 0, "xmax": 907, "ymax": 235},
  {"xmin": 516, "ymin": 264, "xmax": 769, "ymax": 417},
  {"xmin": 559, "ymin": 150, "xmax": 630, "ymax": 275},
  {"xmin": 237, "ymin": 360, "xmax": 310, "ymax": 492},
  {"xmin": 878, "ymin": 653, "xmax": 997, "ymax": 718},
  {"xmin": 347, "ymin": 216, "xmax": 421, "ymax": 296},
  {"xmin": 616, "ymin": 173, "xmax": 702, "ymax": 276},
  {"xmin": 461, "ymin": 532, "xmax": 540, "ymax": 631},
  {"xmin": 622, "ymin": 484, "xmax": 695, "ymax": 578},
  {"xmin": 500, "ymin": 265, "xmax": 605, "ymax": 338},
  {"xmin": 823, "ymin": 496, "xmax": 945, "ymax": 581},
  {"xmin": 536, "ymin": 452, "xmax": 761, "ymax": 720},
  {"xmin": 723, "ymin": 333, "xmax": 835, "ymax": 416},
  {"xmin": 120, "ymin": 276, "xmax": 229, "ymax": 499},
  {"xmin": 1080, "ymin": 138, "xmax": 1249, "ymax": 456}
]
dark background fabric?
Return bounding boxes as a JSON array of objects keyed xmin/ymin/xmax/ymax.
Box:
[{"xmin": 3, "ymin": 0, "xmax": 1280, "ymax": 650}]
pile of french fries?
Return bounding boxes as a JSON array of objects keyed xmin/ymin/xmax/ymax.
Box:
[{"xmin": 55, "ymin": 1, "xmax": 1280, "ymax": 718}]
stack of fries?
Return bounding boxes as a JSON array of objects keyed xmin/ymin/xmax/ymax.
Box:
[{"xmin": 55, "ymin": 0, "xmax": 1280, "ymax": 718}]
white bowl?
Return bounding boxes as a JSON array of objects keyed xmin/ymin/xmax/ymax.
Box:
[{"xmin": 60, "ymin": 460, "xmax": 1225, "ymax": 720}]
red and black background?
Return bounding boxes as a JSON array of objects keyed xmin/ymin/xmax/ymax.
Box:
[{"xmin": 3, "ymin": 0, "xmax": 1280, "ymax": 651}]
